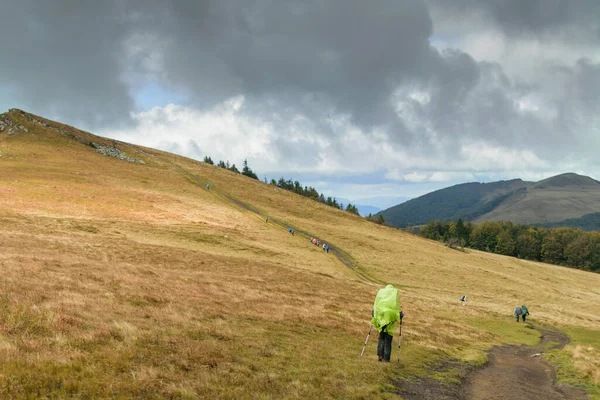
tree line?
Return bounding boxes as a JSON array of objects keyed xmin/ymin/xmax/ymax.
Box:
[
  {"xmin": 268, "ymin": 177, "xmax": 360, "ymax": 215},
  {"xmin": 202, "ymin": 156, "xmax": 368, "ymax": 218},
  {"xmin": 419, "ymin": 219, "xmax": 600, "ymax": 273},
  {"xmin": 203, "ymin": 156, "xmax": 259, "ymax": 180}
]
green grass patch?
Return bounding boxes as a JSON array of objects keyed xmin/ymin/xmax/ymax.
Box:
[
  {"xmin": 544, "ymin": 340, "xmax": 560, "ymax": 351},
  {"xmin": 544, "ymin": 326, "xmax": 600, "ymax": 399},
  {"xmin": 467, "ymin": 318, "xmax": 541, "ymax": 346}
]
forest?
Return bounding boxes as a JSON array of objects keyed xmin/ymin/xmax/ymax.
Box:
[{"xmin": 419, "ymin": 219, "xmax": 600, "ymax": 273}]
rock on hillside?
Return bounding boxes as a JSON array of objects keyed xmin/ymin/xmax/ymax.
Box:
[{"xmin": 0, "ymin": 108, "xmax": 143, "ymax": 164}]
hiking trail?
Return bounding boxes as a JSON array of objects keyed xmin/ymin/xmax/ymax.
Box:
[
  {"xmin": 396, "ymin": 323, "xmax": 589, "ymax": 400},
  {"xmin": 174, "ymin": 164, "xmax": 381, "ymax": 284}
]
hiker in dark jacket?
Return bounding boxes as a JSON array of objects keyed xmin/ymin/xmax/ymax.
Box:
[
  {"xmin": 514, "ymin": 306, "xmax": 522, "ymax": 322},
  {"xmin": 521, "ymin": 304, "xmax": 530, "ymax": 322}
]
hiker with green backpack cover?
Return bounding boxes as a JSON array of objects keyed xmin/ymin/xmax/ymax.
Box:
[{"xmin": 371, "ymin": 284, "xmax": 401, "ymax": 362}]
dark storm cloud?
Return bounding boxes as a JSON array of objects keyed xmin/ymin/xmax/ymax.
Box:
[
  {"xmin": 0, "ymin": 1, "xmax": 135, "ymax": 128},
  {"xmin": 149, "ymin": 0, "xmax": 436, "ymax": 135},
  {"xmin": 2, "ymin": 0, "xmax": 600, "ymax": 179},
  {"xmin": 428, "ymin": 0, "xmax": 600, "ymax": 40}
]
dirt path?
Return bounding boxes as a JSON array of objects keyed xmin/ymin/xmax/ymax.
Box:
[
  {"xmin": 464, "ymin": 324, "xmax": 588, "ymax": 400},
  {"xmin": 174, "ymin": 164, "xmax": 381, "ymax": 284},
  {"xmin": 397, "ymin": 324, "xmax": 589, "ymax": 400}
]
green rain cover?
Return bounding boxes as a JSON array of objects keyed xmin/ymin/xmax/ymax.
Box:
[{"xmin": 371, "ymin": 284, "xmax": 399, "ymax": 335}]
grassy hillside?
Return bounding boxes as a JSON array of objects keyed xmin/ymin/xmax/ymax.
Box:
[
  {"xmin": 382, "ymin": 173, "xmax": 600, "ymax": 228},
  {"xmin": 1, "ymin": 109, "xmax": 599, "ymax": 398},
  {"xmin": 481, "ymin": 174, "xmax": 600, "ymax": 224}
]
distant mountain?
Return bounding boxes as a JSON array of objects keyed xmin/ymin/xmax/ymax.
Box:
[
  {"xmin": 352, "ymin": 195, "xmax": 411, "ymax": 210},
  {"xmin": 381, "ymin": 173, "xmax": 600, "ymax": 230},
  {"xmin": 355, "ymin": 205, "xmax": 381, "ymax": 217},
  {"xmin": 333, "ymin": 197, "xmax": 387, "ymax": 217}
]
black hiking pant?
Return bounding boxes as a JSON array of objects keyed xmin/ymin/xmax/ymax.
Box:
[
  {"xmin": 522, "ymin": 314, "xmax": 527, "ymax": 322},
  {"xmin": 377, "ymin": 331, "xmax": 393, "ymax": 362}
]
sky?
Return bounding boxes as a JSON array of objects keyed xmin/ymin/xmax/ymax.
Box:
[{"xmin": 2, "ymin": 0, "xmax": 599, "ymax": 209}]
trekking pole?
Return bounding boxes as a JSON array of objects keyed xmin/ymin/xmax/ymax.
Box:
[
  {"xmin": 397, "ymin": 317, "xmax": 403, "ymax": 363},
  {"xmin": 360, "ymin": 325, "xmax": 373, "ymax": 356}
]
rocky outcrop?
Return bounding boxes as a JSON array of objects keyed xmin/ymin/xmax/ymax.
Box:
[
  {"xmin": 0, "ymin": 118, "xmax": 9, "ymax": 132},
  {"xmin": 1, "ymin": 108, "xmax": 144, "ymax": 164},
  {"xmin": 90, "ymin": 142, "xmax": 145, "ymax": 164},
  {"xmin": 0, "ymin": 114, "xmax": 28, "ymax": 136}
]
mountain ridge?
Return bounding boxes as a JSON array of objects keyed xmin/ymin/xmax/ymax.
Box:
[{"xmin": 381, "ymin": 172, "xmax": 600, "ymax": 229}]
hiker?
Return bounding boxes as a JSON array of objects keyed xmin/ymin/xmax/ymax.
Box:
[
  {"xmin": 371, "ymin": 284, "xmax": 400, "ymax": 362},
  {"xmin": 323, "ymin": 243, "xmax": 326, "ymax": 251},
  {"xmin": 288, "ymin": 227, "xmax": 294, "ymax": 235},
  {"xmin": 205, "ymin": 183, "xmax": 210, "ymax": 190},
  {"xmin": 514, "ymin": 306, "xmax": 522, "ymax": 322},
  {"xmin": 460, "ymin": 295, "xmax": 467, "ymax": 306},
  {"xmin": 266, "ymin": 216, "xmax": 269, "ymax": 222},
  {"xmin": 521, "ymin": 304, "xmax": 530, "ymax": 322},
  {"xmin": 325, "ymin": 244, "xmax": 329, "ymax": 253}
]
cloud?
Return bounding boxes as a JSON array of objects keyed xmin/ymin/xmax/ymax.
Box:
[
  {"xmin": 3, "ymin": 1, "xmax": 600, "ymax": 202},
  {"xmin": 0, "ymin": 1, "xmax": 135, "ymax": 128}
]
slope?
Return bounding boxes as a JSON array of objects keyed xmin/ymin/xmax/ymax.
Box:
[
  {"xmin": 0, "ymin": 109, "xmax": 599, "ymax": 399},
  {"xmin": 480, "ymin": 173, "xmax": 600, "ymax": 225}
]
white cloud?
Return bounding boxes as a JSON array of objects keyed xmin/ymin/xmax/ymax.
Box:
[
  {"xmin": 459, "ymin": 141, "xmax": 548, "ymax": 171},
  {"xmin": 103, "ymin": 99, "xmax": 276, "ymax": 168}
]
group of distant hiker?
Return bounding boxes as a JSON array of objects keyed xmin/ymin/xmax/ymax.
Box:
[
  {"xmin": 514, "ymin": 304, "xmax": 530, "ymax": 322},
  {"xmin": 309, "ymin": 237, "xmax": 330, "ymax": 253},
  {"xmin": 284, "ymin": 227, "xmax": 331, "ymax": 253},
  {"xmin": 461, "ymin": 295, "xmax": 530, "ymax": 322}
]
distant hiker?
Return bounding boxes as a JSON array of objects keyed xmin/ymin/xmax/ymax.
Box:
[
  {"xmin": 266, "ymin": 216, "xmax": 269, "ymax": 222},
  {"xmin": 323, "ymin": 243, "xmax": 326, "ymax": 251},
  {"xmin": 205, "ymin": 183, "xmax": 210, "ymax": 190},
  {"xmin": 288, "ymin": 227, "xmax": 294, "ymax": 235},
  {"xmin": 514, "ymin": 306, "xmax": 523, "ymax": 322},
  {"xmin": 521, "ymin": 304, "xmax": 530, "ymax": 322},
  {"xmin": 460, "ymin": 295, "xmax": 467, "ymax": 306},
  {"xmin": 325, "ymin": 244, "xmax": 329, "ymax": 253},
  {"xmin": 371, "ymin": 284, "xmax": 400, "ymax": 362}
]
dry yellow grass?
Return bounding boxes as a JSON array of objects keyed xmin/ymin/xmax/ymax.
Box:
[
  {"xmin": 0, "ymin": 109, "xmax": 599, "ymax": 398},
  {"xmin": 569, "ymin": 345, "xmax": 600, "ymax": 385}
]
